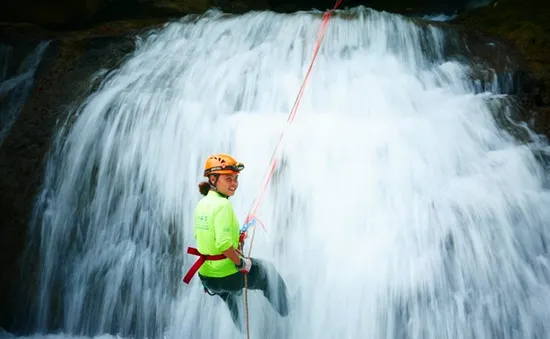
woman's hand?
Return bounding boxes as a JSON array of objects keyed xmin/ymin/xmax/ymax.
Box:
[{"xmin": 237, "ymin": 258, "xmax": 252, "ymax": 274}]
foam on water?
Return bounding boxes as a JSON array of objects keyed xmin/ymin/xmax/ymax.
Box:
[{"xmin": 17, "ymin": 7, "xmax": 550, "ymax": 339}]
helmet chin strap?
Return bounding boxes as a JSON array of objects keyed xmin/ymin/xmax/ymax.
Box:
[
  {"xmin": 208, "ymin": 174, "xmax": 218, "ymax": 190},
  {"xmin": 209, "ymin": 174, "xmax": 228, "ymax": 198}
]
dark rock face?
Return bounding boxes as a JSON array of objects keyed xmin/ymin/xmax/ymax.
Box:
[
  {"xmin": 1, "ymin": 0, "xmax": 268, "ymax": 29},
  {"xmin": 0, "ymin": 0, "xmax": 549, "ymax": 334},
  {"xmin": 2, "ymin": 0, "xmax": 102, "ymax": 27},
  {"xmin": 1, "ymin": 0, "xmax": 480, "ymax": 29},
  {"xmin": 0, "ymin": 39, "xmax": 59, "ymax": 334}
]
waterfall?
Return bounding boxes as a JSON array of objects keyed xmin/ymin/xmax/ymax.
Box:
[{"xmin": 20, "ymin": 7, "xmax": 550, "ymax": 339}]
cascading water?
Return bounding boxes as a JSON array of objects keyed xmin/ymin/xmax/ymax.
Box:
[{"xmin": 17, "ymin": 6, "xmax": 550, "ymax": 339}]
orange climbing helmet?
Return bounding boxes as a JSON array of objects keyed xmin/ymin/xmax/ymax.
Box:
[{"xmin": 203, "ymin": 153, "xmax": 245, "ymax": 177}]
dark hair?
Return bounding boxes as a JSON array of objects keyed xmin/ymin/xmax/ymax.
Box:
[{"xmin": 198, "ymin": 181, "xmax": 211, "ymax": 196}]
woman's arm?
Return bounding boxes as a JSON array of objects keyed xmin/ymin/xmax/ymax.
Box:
[
  {"xmin": 214, "ymin": 203, "xmax": 244, "ymax": 266},
  {"xmin": 222, "ymin": 247, "xmax": 242, "ymax": 265}
]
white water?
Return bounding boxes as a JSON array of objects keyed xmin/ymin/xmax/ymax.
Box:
[{"xmin": 16, "ymin": 7, "xmax": 550, "ymax": 339}]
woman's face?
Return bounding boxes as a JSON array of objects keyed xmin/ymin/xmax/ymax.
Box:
[{"xmin": 212, "ymin": 173, "xmax": 239, "ymax": 197}]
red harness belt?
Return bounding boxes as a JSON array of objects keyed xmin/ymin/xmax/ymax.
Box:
[{"xmin": 182, "ymin": 247, "xmax": 227, "ymax": 284}]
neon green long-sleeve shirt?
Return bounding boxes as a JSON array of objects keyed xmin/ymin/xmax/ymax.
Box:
[{"xmin": 194, "ymin": 190, "xmax": 240, "ymax": 278}]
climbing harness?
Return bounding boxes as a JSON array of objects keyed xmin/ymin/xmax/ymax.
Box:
[
  {"xmin": 182, "ymin": 247, "xmax": 227, "ymax": 284},
  {"xmin": 182, "ymin": 0, "xmax": 342, "ymax": 337},
  {"xmin": 182, "ymin": 244, "xmax": 248, "ymax": 285}
]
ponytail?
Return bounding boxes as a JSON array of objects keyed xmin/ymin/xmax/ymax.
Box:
[
  {"xmin": 199, "ymin": 174, "xmax": 218, "ymax": 196},
  {"xmin": 198, "ymin": 181, "xmax": 211, "ymax": 196}
]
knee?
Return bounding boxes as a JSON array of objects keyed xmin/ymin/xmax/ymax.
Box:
[
  {"xmin": 251, "ymin": 258, "xmax": 276, "ymax": 272},
  {"xmin": 250, "ymin": 257, "xmax": 265, "ymax": 266},
  {"xmin": 251, "ymin": 258, "xmax": 286, "ymax": 288}
]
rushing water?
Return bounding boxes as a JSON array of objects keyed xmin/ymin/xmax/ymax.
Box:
[{"xmin": 16, "ymin": 6, "xmax": 550, "ymax": 339}]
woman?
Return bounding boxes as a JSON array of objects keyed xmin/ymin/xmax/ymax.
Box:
[{"xmin": 183, "ymin": 153, "xmax": 289, "ymax": 331}]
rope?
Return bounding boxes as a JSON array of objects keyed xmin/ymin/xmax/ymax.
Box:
[{"xmin": 241, "ymin": 1, "xmax": 342, "ymax": 337}]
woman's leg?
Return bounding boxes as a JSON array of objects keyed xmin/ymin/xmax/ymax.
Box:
[
  {"xmin": 246, "ymin": 258, "xmax": 289, "ymax": 317},
  {"xmin": 200, "ymin": 259, "xmax": 289, "ymax": 317},
  {"xmin": 199, "ymin": 274, "xmax": 245, "ymax": 331},
  {"xmin": 216, "ymin": 292, "xmax": 243, "ymax": 331}
]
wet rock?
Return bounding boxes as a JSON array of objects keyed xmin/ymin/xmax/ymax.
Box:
[{"xmin": 453, "ymin": 0, "xmax": 550, "ymax": 138}]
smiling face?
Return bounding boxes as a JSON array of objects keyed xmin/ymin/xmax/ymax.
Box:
[{"xmin": 210, "ymin": 173, "xmax": 239, "ymax": 197}]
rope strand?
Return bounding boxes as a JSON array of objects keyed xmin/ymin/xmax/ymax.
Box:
[{"xmin": 241, "ymin": 2, "xmax": 342, "ymax": 337}]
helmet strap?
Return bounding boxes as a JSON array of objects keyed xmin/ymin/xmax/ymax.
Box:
[
  {"xmin": 208, "ymin": 174, "xmax": 228, "ymax": 198},
  {"xmin": 208, "ymin": 174, "xmax": 219, "ymax": 189}
]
